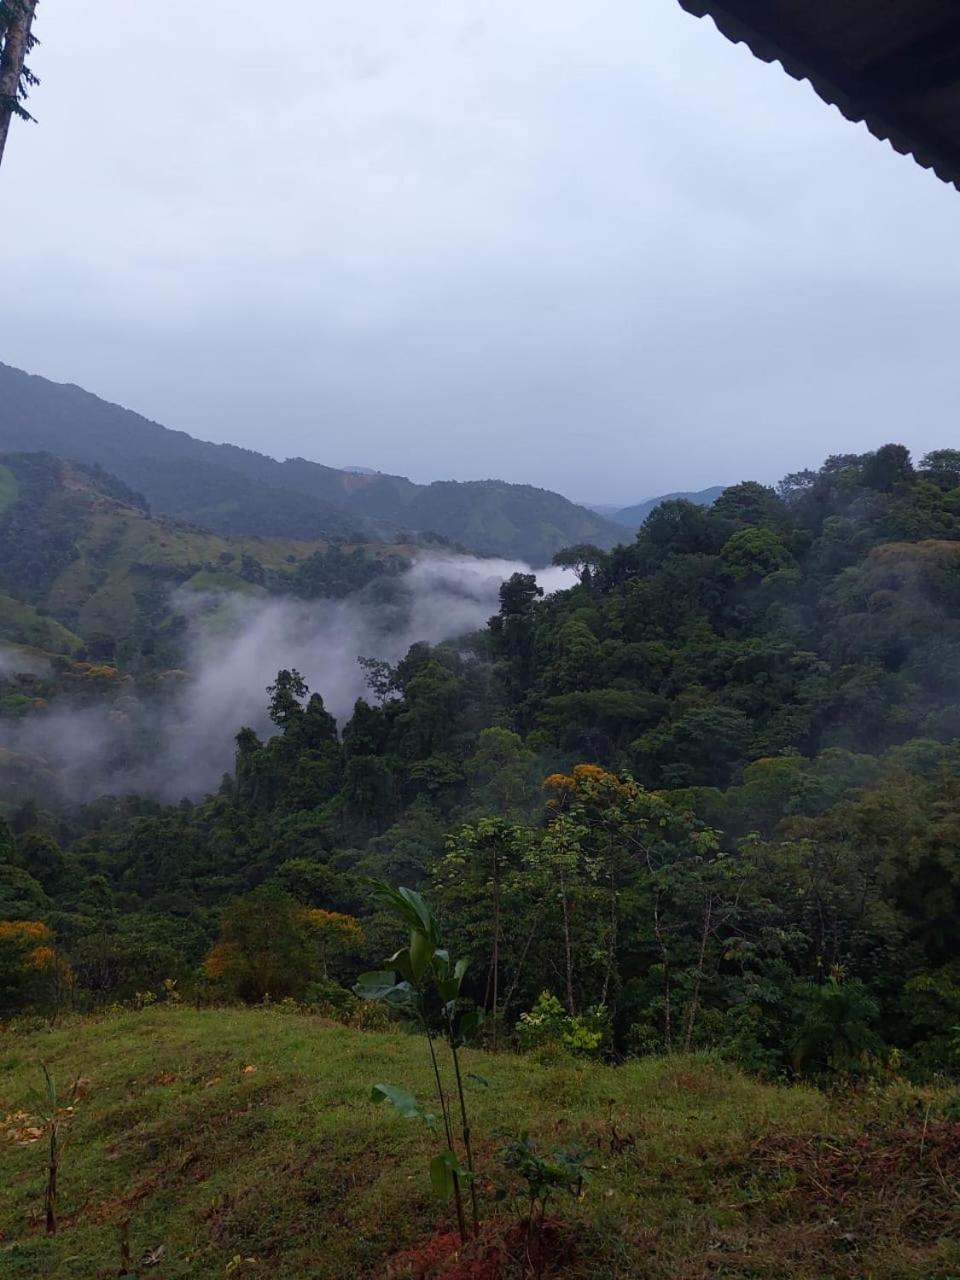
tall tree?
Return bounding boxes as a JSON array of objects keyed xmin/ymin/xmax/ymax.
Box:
[{"xmin": 0, "ymin": 0, "xmax": 38, "ymax": 168}]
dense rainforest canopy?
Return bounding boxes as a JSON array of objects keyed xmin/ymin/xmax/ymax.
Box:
[{"xmin": 5, "ymin": 442, "xmax": 960, "ymax": 1080}]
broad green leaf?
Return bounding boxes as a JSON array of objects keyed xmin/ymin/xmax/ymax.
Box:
[
  {"xmin": 355, "ymin": 971, "xmax": 418, "ymax": 1012},
  {"xmin": 440, "ymin": 955, "xmax": 470, "ymax": 1002},
  {"xmin": 368, "ymin": 881, "xmax": 424, "ymax": 930},
  {"xmin": 370, "ymin": 1083, "xmax": 420, "ymax": 1115},
  {"xmin": 456, "ymin": 1009, "xmax": 484, "ymax": 1045},
  {"xmin": 354, "ymin": 970, "xmax": 400, "ymax": 1000},
  {"xmin": 428, "ymin": 1149, "xmax": 472, "ymax": 1199},
  {"xmin": 388, "ymin": 947, "xmax": 416, "ymax": 984},
  {"xmin": 382, "ymin": 981, "xmax": 419, "ymax": 1012},
  {"xmin": 368, "ymin": 880, "xmax": 440, "ymax": 944},
  {"xmin": 370, "ymin": 1084, "xmax": 437, "ymax": 1128},
  {"xmin": 409, "ymin": 929, "xmax": 434, "ymax": 982},
  {"xmin": 430, "ymin": 1151, "xmax": 455, "ymax": 1199},
  {"xmin": 397, "ymin": 887, "xmax": 436, "ymax": 938}
]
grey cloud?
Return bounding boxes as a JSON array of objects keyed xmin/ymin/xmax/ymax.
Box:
[
  {"xmin": 0, "ymin": 1, "xmax": 957, "ymax": 504},
  {"xmin": 0, "ymin": 646, "xmax": 49, "ymax": 678}
]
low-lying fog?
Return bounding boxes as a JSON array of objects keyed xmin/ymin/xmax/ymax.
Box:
[{"xmin": 0, "ymin": 555, "xmax": 575, "ymax": 802}]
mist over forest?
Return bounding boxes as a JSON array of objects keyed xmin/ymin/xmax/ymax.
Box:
[{"xmin": 0, "ymin": 554, "xmax": 573, "ymax": 801}]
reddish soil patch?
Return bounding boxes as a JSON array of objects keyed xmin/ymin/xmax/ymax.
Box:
[
  {"xmin": 386, "ymin": 1218, "xmax": 572, "ymax": 1279},
  {"xmin": 747, "ymin": 1115, "xmax": 960, "ymax": 1240}
]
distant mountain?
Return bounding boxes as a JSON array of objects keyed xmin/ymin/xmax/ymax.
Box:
[
  {"xmin": 608, "ymin": 487, "xmax": 726, "ymax": 530},
  {"xmin": 0, "ymin": 363, "xmax": 622, "ymax": 563},
  {"xmin": 581, "ymin": 502, "xmax": 623, "ymax": 516}
]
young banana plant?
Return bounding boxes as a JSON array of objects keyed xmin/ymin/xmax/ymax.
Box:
[{"xmin": 355, "ymin": 881, "xmax": 482, "ymax": 1241}]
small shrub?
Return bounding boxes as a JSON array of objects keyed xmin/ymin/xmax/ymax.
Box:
[
  {"xmin": 791, "ymin": 978, "xmax": 885, "ymax": 1078},
  {"xmin": 516, "ymin": 992, "xmax": 609, "ymax": 1058},
  {"xmin": 303, "ymin": 978, "xmax": 356, "ymax": 1015}
]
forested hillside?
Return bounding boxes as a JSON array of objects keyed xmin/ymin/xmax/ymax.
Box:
[
  {"xmin": 0, "ymin": 363, "xmax": 622, "ymax": 562},
  {"xmin": 5, "ymin": 443, "xmax": 960, "ymax": 1085},
  {"xmin": 0, "ymin": 450, "xmax": 409, "ymax": 667}
]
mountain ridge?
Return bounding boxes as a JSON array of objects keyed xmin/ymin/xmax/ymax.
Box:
[
  {"xmin": 0, "ymin": 362, "xmax": 622, "ymax": 563},
  {"xmin": 584, "ymin": 486, "xmax": 726, "ymax": 529}
]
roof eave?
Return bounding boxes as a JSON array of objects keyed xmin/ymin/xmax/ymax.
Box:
[{"xmin": 677, "ymin": 0, "xmax": 960, "ymax": 190}]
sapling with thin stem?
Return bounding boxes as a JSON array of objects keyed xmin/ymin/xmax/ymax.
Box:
[
  {"xmin": 355, "ymin": 881, "xmax": 484, "ymax": 1242},
  {"xmin": 501, "ymin": 1135, "xmax": 587, "ymax": 1278},
  {"xmin": 31, "ymin": 1064, "xmax": 75, "ymax": 1236}
]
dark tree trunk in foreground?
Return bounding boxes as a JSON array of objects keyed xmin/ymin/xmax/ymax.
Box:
[{"xmin": 0, "ymin": 0, "xmax": 38, "ymax": 169}]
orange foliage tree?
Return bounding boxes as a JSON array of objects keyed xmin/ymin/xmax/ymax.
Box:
[
  {"xmin": 203, "ymin": 887, "xmax": 365, "ymax": 1002},
  {"xmin": 0, "ymin": 920, "xmax": 74, "ymax": 1016},
  {"xmin": 301, "ymin": 908, "xmax": 365, "ymax": 978}
]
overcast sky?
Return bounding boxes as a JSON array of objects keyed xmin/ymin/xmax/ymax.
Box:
[{"xmin": 2, "ymin": 1, "xmax": 958, "ymax": 505}]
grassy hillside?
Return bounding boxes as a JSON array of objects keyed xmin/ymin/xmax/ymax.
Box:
[
  {"xmin": 0, "ymin": 464, "xmax": 18, "ymax": 515},
  {"xmin": 0, "ymin": 363, "xmax": 623, "ymax": 562},
  {"xmin": 0, "ymin": 594, "xmax": 81, "ymax": 655},
  {"xmin": 2, "ymin": 1007, "xmax": 959, "ymax": 1279}
]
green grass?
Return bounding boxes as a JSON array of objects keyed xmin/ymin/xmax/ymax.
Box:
[
  {"xmin": 1, "ymin": 1007, "xmax": 958, "ymax": 1278},
  {"xmin": 181, "ymin": 570, "xmax": 265, "ymax": 595},
  {"xmin": 0, "ymin": 593, "xmax": 82, "ymax": 655}
]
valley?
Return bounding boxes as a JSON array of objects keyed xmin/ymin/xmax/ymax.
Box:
[{"xmin": 3, "ymin": 2, "xmax": 960, "ymax": 1271}]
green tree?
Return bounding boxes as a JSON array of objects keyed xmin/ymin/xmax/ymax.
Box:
[
  {"xmin": 720, "ymin": 527, "xmax": 794, "ymax": 583},
  {"xmin": 552, "ymin": 543, "xmax": 606, "ymax": 585},
  {"xmin": 465, "ymin": 727, "xmax": 538, "ymax": 816},
  {"xmin": 557, "ymin": 617, "xmax": 601, "ymax": 691},
  {"xmin": 17, "ymin": 828, "xmax": 69, "ymax": 896},
  {"xmin": 433, "ymin": 817, "xmax": 538, "ymax": 1040},
  {"xmin": 791, "ymin": 978, "xmax": 883, "ymax": 1076},
  {"xmin": 203, "ymin": 886, "xmax": 324, "ymax": 1003},
  {"xmin": 267, "ymin": 669, "xmax": 309, "ymax": 728},
  {"xmin": 919, "ymin": 449, "xmax": 960, "ymax": 489},
  {"xmin": 713, "ymin": 481, "xmax": 786, "ymax": 530},
  {"xmin": 862, "ymin": 443, "xmax": 914, "ymax": 493},
  {"xmin": 0, "ymin": 815, "xmax": 15, "ymax": 863}
]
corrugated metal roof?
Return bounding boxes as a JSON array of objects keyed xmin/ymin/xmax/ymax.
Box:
[{"xmin": 677, "ymin": 0, "xmax": 960, "ymax": 189}]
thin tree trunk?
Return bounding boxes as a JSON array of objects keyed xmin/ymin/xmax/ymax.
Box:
[
  {"xmin": 500, "ymin": 913, "xmax": 540, "ymax": 1021},
  {"xmin": 682, "ymin": 893, "xmax": 713, "ymax": 1053},
  {"xmin": 45, "ymin": 1126, "xmax": 57, "ymax": 1234},
  {"xmin": 421, "ymin": 1017, "xmax": 466, "ymax": 1243},
  {"xmin": 649, "ymin": 884, "xmax": 672, "ymax": 1053},
  {"xmin": 444, "ymin": 1011, "xmax": 480, "ymax": 1236},
  {"xmin": 0, "ymin": 0, "xmax": 37, "ymax": 168},
  {"xmin": 559, "ymin": 865, "xmax": 576, "ymax": 1016},
  {"xmin": 647, "ymin": 859, "xmax": 672, "ymax": 1052},
  {"xmin": 661, "ymin": 940, "xmax": 672, "ymax": 1054},
  {"xmin": 491, "ymin": 845, "xmax": 501, "ymax": 1049},
  {"xmin": 119, "ymin": 1219, "xmax": 132, "ymax": 1274},
  {"xmin": 600, "ymin": 864, "xmax": 617, "ymax": 1008}
]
